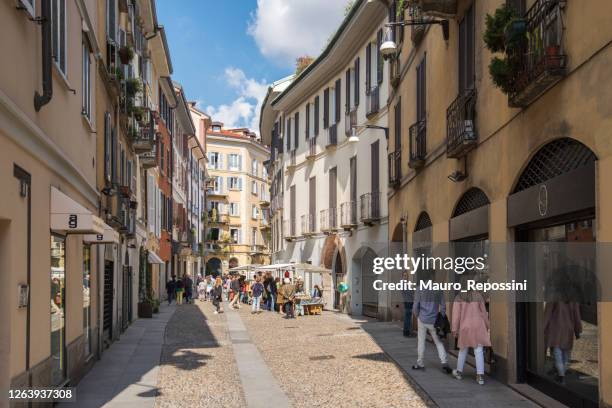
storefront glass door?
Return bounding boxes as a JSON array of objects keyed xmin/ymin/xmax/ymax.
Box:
[{"xmin": 50, "ymin": 234, "xmax": 66, "ymax": 385}]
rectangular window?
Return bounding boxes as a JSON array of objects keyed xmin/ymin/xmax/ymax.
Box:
[
  {"xmin": 50, "ymin": 234, "xmax": 66, "ymax": 385},
  {"xmin": 323, "ymin": 88, "xmax": 329, "ymax": 129},
  {"xmin": 314, "ymin": 95, "xmax": 320, "ymax": 136},
  {"xmin": 354, "ymin": 57, "xmax": 360, "ymax": 106},
  {"xmin": 51, "ymin": 0, "xmax": 67, "ymax": 75},
  {"xmin": 345, "ymin": 69, "xmax": 351, "ymax": 113},
  {"xmin": 294, "ymin": 112, "xmax": 299, "ymax": 149},
  {"xmin": 106, "ymin": 0, "xmax": 116, "ymax": 41},
  {"xmin": 228, "ymin": 153, "xmax": 242, "ymax": 171},
  {"xmin": 334, "ymin": 79, "xmax": 341, "ymax": 124},
  {"xmin": 230, "ymin": 228, "xmax": 241, "ymax": 243},
  {"xmin": 371, "ymin": 140, "xmax": 380, "ymax": 193},
  {"xmin": 286, "ymin": 117, "xmax": 292, "ymax": 151},
  {"xmin": 229, "ymin": 202, "xmax": 240, "ymax": 216},
  {"xmin": 459, "ymin": 4, "xmax": 475, "ymax": 93},
  {"xmin": 251, "ymin": 159, "xmax": 258, "ymax": 176},
  {"xmin": 252, "ymin": 205, "xmax": 259, "ymax": 220},
  {"xmin": 82, "ymin": 40, "xmax": 92, "ymax": 120},
  {"xmin": 417, "ymin": 55, "xmax": 426, "ymax": 121},
  {"xmin": 305, "ymin": 102, "xmax": 310, "ymax": 140},
  {"xmin": 252, "ymin": 180, "xmax": 258, "ymax": 195},
  {"xmin": 104, "ymin": 113, "xmax": 112, "ymax": 182},
  {"xmin": 229, "ymin": 176, "xmax": 242, "ymax": 190}
]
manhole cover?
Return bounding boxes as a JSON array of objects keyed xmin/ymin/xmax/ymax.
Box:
[{"xmin": 309, "ymin": 355, "xmax": 335, "ymax": 361}]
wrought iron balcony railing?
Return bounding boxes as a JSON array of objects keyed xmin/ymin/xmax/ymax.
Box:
[
  {"xmin": 409, "ymin": 120, "xmax": 427, "ymax": 168},
  {"xmin": 509, "ymin": 0, "xmax": 567, "ymax": 107},
  {"xmin": 207, "ymin": 211, "xmax": 229, "ymax": 224},
  {"xmin": 320, "ymin": 208, "xmax": 338, "ymax": 233},
  {"xmin": 326, "ymin": 123, "xmax": 338, "ymax": 148},
  {"xmin": 287, "ymin": 150, "xmax": 297, "ymax": 170},
  {"xmin": 344, "ymin": 109, "xmax": 357, "ymax": 137},
  {"xmin": 140, "ymin": 145, "xmax": 157, "ymax": 169},
  {"xmin": 388, "ymin": 150, "xmax": 402, "ymax": 187},
  {"xmin": 301, "ymin": 214, "xmax": 316, "ymax": 236},
  {"xmin": 360, "ymin": 192, "xmax": 381, "ymax": 224},
  {"xmin": 366, "ymin": 86, "xmax": 380, "ymax": 118},
  {"xmin": 446, "ymin": 88, "xmax": 477, "ymax": 158},
  {"xmin": 307, "ymin": 137, "xmax": 317, "ymax": 160},
  {"xmin": 283, "ymin": 219, "xmax": 297, "ymax": 241},
  {"xmin": 339, "ymin": 201, "xmax": 358, "ymax": 229}
]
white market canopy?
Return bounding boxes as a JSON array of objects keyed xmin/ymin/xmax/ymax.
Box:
[
  {"xmin": 254, "ymin": 263, "xmax": 331, "ymax": 273},
  {"xmin": 148, "ymin": 251, "xmax": 164, "ymax": 264},
  {"xmin": 50, "ymin": 187, "xmax": 104, "ymax": 234},
  {"xmin": 229, "ymin": 264, "xmax": 262, "ymax": 272},
  {"xmin": 83, "ymin": 223, "xmax": 120, "ymax": 244}
]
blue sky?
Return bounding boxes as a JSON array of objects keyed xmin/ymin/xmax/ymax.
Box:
[{"xmin": 156, "ymin": 0, "xmax": 347, "ymax": 131}]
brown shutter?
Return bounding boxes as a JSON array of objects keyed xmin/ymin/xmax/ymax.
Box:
[
  {"xmin": 329, "ymin": 167, "xmax": 337, "ymax": 209},
  {"xmin": 417, "ymin": 56, "xmax": 426, "ymax": 121},
  {"xmin": 350, "ymin": 156, "xmax": 357, "ymax": 204},
  {"xmin": 290, "ymin": 185, "xmax": 296, "ymax": 236},
  {"xmin": 309, "ymin": 177, "xmax": 316, "ymax": 226},
  {"xmin": 371, "ymin": 140, "xmax": 379, "ymax": 193},
  {"xmin": 345, "ymin": 69, "xmax": 350, "ymax": 114},
  {"xmin": 294, "ymin": 111, "xmax": 299, "ymax": 149},
  {"xmin": 314, "ymin": 96, "xmax": 320, "ymax": 136},
  {"xmin": 335, "ymin": 79, "xmax": 341, "ymax": 122},
  {"xmin": 323, "ymin": 88, "xmax": 329, "ymax": 129},
  {"xmin": 395, "ymin": 97, "xmax": 401, "ymax": 150},
  {"xmin": 376, "ymin": 29, "xmax": 383, "ymax": 84},
  {"xmin": 365, "ymin": 43, "xmax": 371, "ymax": 94},
  {"xmin": 287, "ymin": 117, "xmax": 291, "ymax": 151},
  {"xmin": 355, "ymin": 57, "xmax": 360, "ymax": 106},
  {"xmin": 305, "ymin": 102, "xmax": 310, "ymax": 139}
]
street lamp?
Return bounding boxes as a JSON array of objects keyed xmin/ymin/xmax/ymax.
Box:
[
  {"xmin": 380, "ymin": 19, "xmax": 450, "ymax": 58},
  {"xmin": 348, "ymin": 127, "xmax": 360, "ymax": 143},
  {"xmin": 380, "ymin": 27, "xmax": 397, "ymax": 56}
]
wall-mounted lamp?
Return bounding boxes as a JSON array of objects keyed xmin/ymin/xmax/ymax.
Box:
[
  {"xmin": 381, "ymin": 18, "xmax": 450, "ymax": 59},
  {"xmin": 348, "ymin": 127, "xmax": 360, "ymax": 143}
]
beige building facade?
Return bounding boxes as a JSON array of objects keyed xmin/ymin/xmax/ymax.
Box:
[
  {"xmin": 385, "ymin": 0, "xmax": 612, "ymax": 406},
  {"xmin": 204, "ymin": 124, "xmax": 271, "ymax": 275}
]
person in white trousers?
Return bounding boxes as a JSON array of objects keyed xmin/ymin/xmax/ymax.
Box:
[{"xmin": 412, "ymin": 287, "xmax": 451, "ymax": 373}]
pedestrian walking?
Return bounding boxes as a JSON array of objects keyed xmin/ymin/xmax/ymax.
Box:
[
  {"xmin": 412, "ymin": 279, "xmax": 451, "ymax": 373},
  {"xmin": 402, "ymin": 272, "xmax": 415, "ymax": 337},
  {"xmin": 206, "ymin": 277, "xmax": 213, "ymax": 301},
  {"xmin": 278, "ymin": 278, "xmax": 296, "ymax": 319},
  {"xmin": 212, "ymin": 277, "xmax": 223, "ymax": 314},
  {"xmin": 175, "ymin": 278, "xmax": 184, "ymax": 305},
  {"xmin": 229, "ymin": 276, "xmax": 241, "ymax": 309},
  {"xmin": 198, "ymin": 279, "xmax": 207, "ymax": 301},
  {"xmin": 251, "ymin": 276, "xmax": 264, "ymax": 314},
  {"xmin": 184, "ymin": 274, "xmax": 193, "ymax": 304},
  {"xmin": 451, "ymin": 285, "xmax": 491, "ymax": 385},
  {"xmin": 166, "ymin": 276, "xmax": 176, "ymax": 305}
]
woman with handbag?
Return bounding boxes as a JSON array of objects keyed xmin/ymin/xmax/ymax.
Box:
[{"xmin": 451, "ymin": 278, "xmax": 491, "ymax": 385}]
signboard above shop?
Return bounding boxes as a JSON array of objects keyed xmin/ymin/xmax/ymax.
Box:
[{"xmin": 50, "ymin": 187, "xmax": 105, "ymax": 234}]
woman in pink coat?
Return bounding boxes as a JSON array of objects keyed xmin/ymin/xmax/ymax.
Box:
[{"xmin": 451, "ymin": 289, "xmax": 491, "ymax": 385}]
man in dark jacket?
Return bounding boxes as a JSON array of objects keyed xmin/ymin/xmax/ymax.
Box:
[
  {"xmin": 166, "ymin": 276, "xmax": 176, "ymax": 305},
  {"xmin": 184, "ymin": 274, "xmax": 193, "ymax": 304}
]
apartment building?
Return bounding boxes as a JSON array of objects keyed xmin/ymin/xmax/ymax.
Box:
[
  {"xmin": 171, "ymin": 83, "xmax": 205, "ymax": 280},
  {"xmin": 0, "ymin": 0, "xmax": 103, "ymax": 392},
  {"xmin": 384, "ymin": 0, "xmax": 612, "ymax": 406},
  {"xmin": 261, "ymin": 0, "xmax": 390, "ymax": 316},
  {"xmin": 204, "ymin": 124, "xmax": 271, "ymax": 275}
]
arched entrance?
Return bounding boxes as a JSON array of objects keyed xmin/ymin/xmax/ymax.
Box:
[
  {"xmin": 352, "ymin": 246, "xmax": 378, "ymax": 318},
  {"xmin": 206, "ymin": 257, "xmax": 222, "ymax": 277},
  {"xmin": 509, "ymin": 138, "xmax": 598, "ymax": 408}
]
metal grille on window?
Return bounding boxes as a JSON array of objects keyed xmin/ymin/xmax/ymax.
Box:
[
  {"xmin": 414, "ymin": 212, "xmax": 432, "ymax": 231},
  {"xmin": 452, "ymin": 188, "xmax": 490, "ymax": 217},
  {"xmin": 513, "ymin": 138, "xmax": 597, "ymax": 193}
]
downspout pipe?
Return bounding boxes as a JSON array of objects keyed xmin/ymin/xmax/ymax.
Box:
[{"xmin": 34, "ymin": 0, "xmax": 52, "ymax": 111}]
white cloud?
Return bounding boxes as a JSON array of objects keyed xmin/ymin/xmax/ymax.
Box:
[
  {"xmin": 203, "ymin": 68, "xmax": 268, "ymax": 133},
  {"xmin": 248, "ymin": 0, "xmax": 347, "ymax": 67}
]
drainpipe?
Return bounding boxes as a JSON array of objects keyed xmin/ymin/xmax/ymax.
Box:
[{"xmin": 34, "ymin": 0, "xmax": 52, "ymax": 111}]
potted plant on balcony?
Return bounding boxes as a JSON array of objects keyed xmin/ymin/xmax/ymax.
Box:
[
  {"xmin": 118, "ymin": 45, "xmax": 135, "ymax": 65},
  {"xmin": 545, "ymin": 44, "xmax": 562, "ymax": 70}
]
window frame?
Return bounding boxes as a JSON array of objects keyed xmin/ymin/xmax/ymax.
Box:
[
  {"xmin": 82, "ymin": 39, "xmax": 92, "ymax": 120},
  {"xmin": 51, "ymin": 0, "xmax": 68, "ymax": 76}
]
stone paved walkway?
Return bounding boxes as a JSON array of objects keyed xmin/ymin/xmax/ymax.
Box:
[{"xmin": 58, "ymin": 304, "xmax": 174, "ymax": 408}]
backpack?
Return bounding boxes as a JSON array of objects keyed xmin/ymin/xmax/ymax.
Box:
[{"xmin": 434, "ymin": 312, "xmax": 450, "ymax": 339}]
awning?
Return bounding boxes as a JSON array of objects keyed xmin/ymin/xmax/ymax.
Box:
[
  {"xmin": 148, "ymin": 251, "xmax": 164, "ymax": 264},
  {"xmin": 83, "ymin": 223, "xmax": 120, "ymax": 244},
  {"xmin": 50, "ymin": 187, "xmax": 104, "ymax": 234},
  {"xmin": 254, "ymin": 263, "xmax": 295, "ymax": 271}
]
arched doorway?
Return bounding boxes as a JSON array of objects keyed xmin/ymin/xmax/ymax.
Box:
[
  {"xmin": 509, "ymin": 138, "xmax": 598, "ymax": 408},
  {"xmin": 333, "ymin": 251, "xmax": 344, "ymax": 310},
  {"xmin": 206, "ymin": 257, "xmax": 222, "ymax": 277},
  {"xmin": 352, "ymin": 247, "xmax": 378, "ymax": 318}
]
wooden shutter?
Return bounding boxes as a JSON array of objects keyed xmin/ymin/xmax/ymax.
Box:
[
  {"xmin": 290, "ymin": 185, "xmax": 296, "ymax": 235},
  {"xmin": 394, "ymin": 98, "xmax": 401, "ymax": 150},
  {"xmin": 376, "ymin": 29, "xmax": 383, "ymax": 84},
  {"xmin": 329, "ymin": 167, "xmax": 337, "ymax": 209},
  {"xmin": 355, "ymin": 57, "xmax": 360, "ymax": 106},
  {"xmin": 294, "ymin": 112, "xmax": 299, "ymax": 149},
  {"xmin": 287, "ymin": 117, "xmax": 291, "ymax": 151},
  {"xmin": 417, "ymin": 56, "xmax": 426, "ymax": 121},
  {"xmin": 345, "ymin": 69, "xmax": 351, "ymax": 114},
  {"xmin": 335, "ymin": 79, "xmax": 341, "ymax": 123},
  {"xmin": 111, "ymin": 127, "xmax": 117, "ymax": 183},
  {"xmin": 305, "ymin": 103, "xmax": 310, "ymax": 139},
  {"xmin": 104, "ymin": 112, "xmax": 111, "ymax": 181},
  {"xmin": 314, "ymin": 96, "xmax": 320, "ymax": 136},
  {"xmin": 371, "ymin": 141, "xmax": 380, "ymax": 193},
  {"xmin": 323, "ymin": 89, "xmax": 329, "ymax": 129},
  {"xmin": 350, "ymin": 156, "xmax": 357, "ymax": 204},
  {"xmin": 365, "ymin": 43, "xmax": 371, "ymax": 94},
  {"xmin": 459, "ymin": 5, "xmax": 475, "ymax": 93},
  {"xmin": 309, "ymin": 177, "xmax": 316, "ymax": 220}
]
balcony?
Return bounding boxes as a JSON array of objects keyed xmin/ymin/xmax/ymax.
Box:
[
  {"xmin": 132, "ymin": 111, "xmax": 155, "ymax": 154},
  {"xmin": 339, "ymin": 201, "xmax": 358, "ymax": 230},
  {"xmin": 388, "ymin": 150, "xmax": 402, "ymax": 188},
  {"xmin": 366, "ymin": 86, "xmax": 380, "ymax": 118},
  {"xmin": 409, "ymin": 120, "xmax": 427, "ymax": 168},
  {"xmin": 326, "ymin": 124, "xmax": 338, "ymax": 148},
  {"xmin": 140, "ymin": 148, "xmax": 157, "ymax": 169},
  {"xmin": 206, "ymin": 188, "xmax": 228, "ymax": 198},
  {"xmin": 259, "ymin": 193, "xmax": 270, "ymax": 207},
  {"xmin": 283, "ymin": 219, "xmax": 297, "ymax": 241},
  {"xmin": 301, "ymin": 214, "xmax": 316, "ymax": 236},
  {"xmin": 360, "ymin": 192, "xmax": 381, "ymax": 225},
  {"xmin": 446, "ymin": 88, "xmax": 477, "ymax": 158},
  {"xmin": 250, "ymin": 244, "xmax": 266, "ymax": 255},
  {"xmin": 259, "ymin": 217, "xmax": 270, "ymax": 230},
  {"xmin": 344, "ymin": 109, "xmax": 357, "ymax": 137},
  {"xmin": 271, "ymin": 194, "xmax": 284, "ymax": 213},
  {"xmin": 320, "ymin": 208, "xmax": 338, "ymax": 233},
  {"xmin": 508, "ymin": 0, "xmax": 567, "ymax": 107},
  {"xmin": 207, "ymin": 210, "xmax": 229, "ymax": 224},
  {"xmin": 306, "ymin": 137, "xmax": 318, "ymax": 160},
  {"xmin": 287, "ymin": 150, "xmax": 297, "ymax": 171}
]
